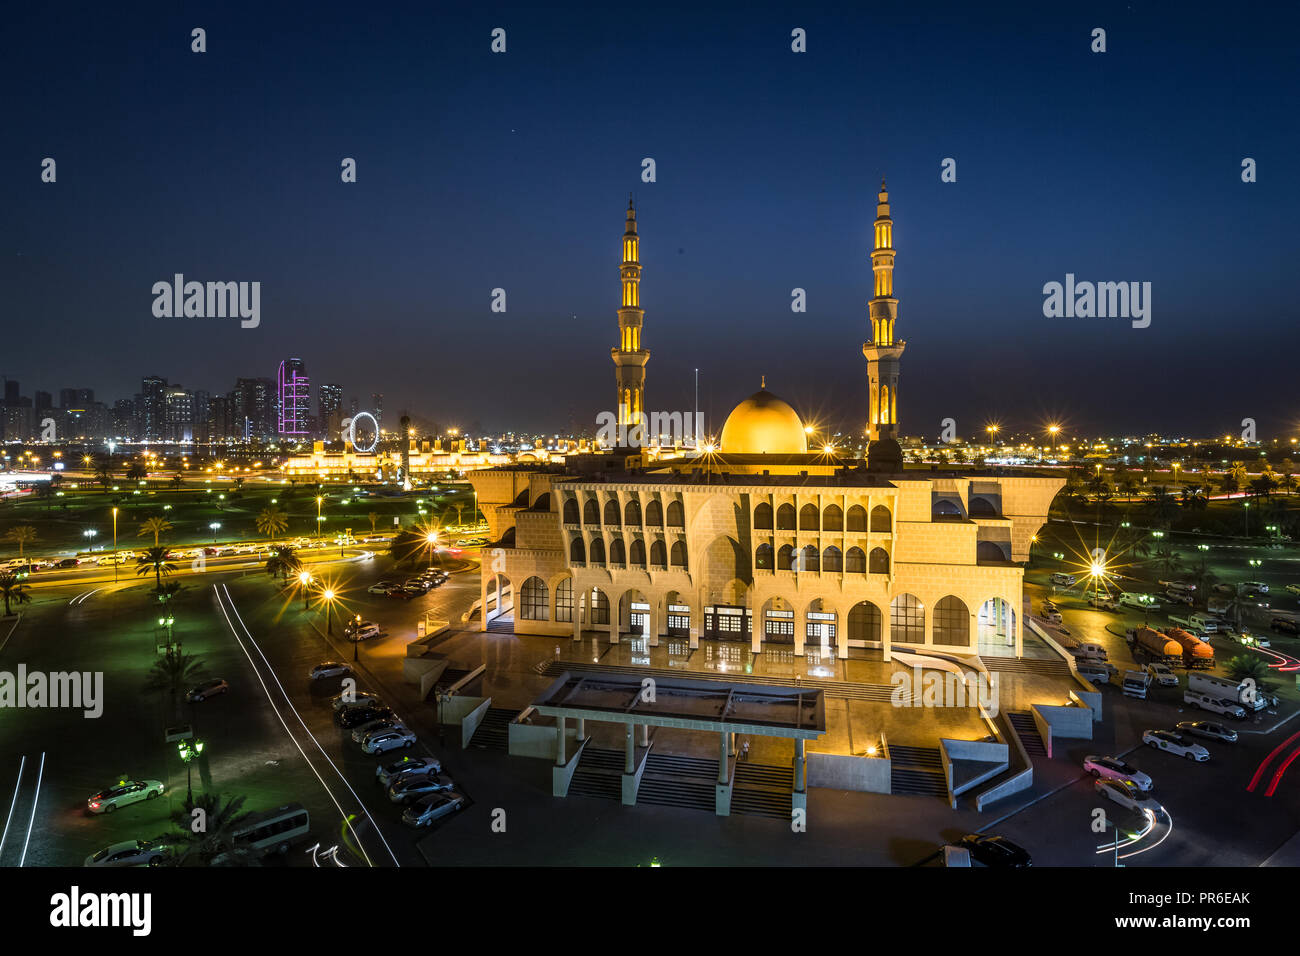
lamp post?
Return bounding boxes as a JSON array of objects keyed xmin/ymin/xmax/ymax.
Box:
[
  {"xmin": 323, "ymin": 588, "xmax": 335, "ymax": 635},
  {"xmin": 316, "ymin": 496, "xmax": 323, "ymax": 540},
  {"xmin": 112, "ymin": 507, "xmax": 118, "ymax": 583},
  {"xmin": 178, "ymin": 738, "xmax": 204, "ymax": 803},
  {"xmin": 209, "ymin": 521, "xmax": 221, "ymax": 543},
  {"xmin": 1048, "ymin": 425, "xmax": 1060, "ymax": 458},
  {"xmin": 299, "ymin": 570, "xmax": 313, "ymax": 610}
]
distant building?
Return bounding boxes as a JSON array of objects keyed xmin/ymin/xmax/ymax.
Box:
[
  {"xmin": 318, "ymin": 383, "xmax": 343, "ymax": 440},
  {"xmin": 139, "ymin": 376, "xmax": 167, "ymax": 441},
  {"xmin": 278, "ymin": 358, "xmax": 311, "ymax": 438},
  {"xmin": 233, "ymin": 377, "xmax": 276, "ymax": 440}
]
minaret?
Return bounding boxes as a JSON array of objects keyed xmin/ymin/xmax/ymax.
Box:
[
  {"xmin": 612, "ymin": 195, "xmax": 649, "ymax": 437},
  {"xmin": 863, "ymin": 179, "xmax": 905, "ymax": 443}
]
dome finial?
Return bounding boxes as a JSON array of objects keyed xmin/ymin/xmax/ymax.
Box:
[{"xmin": 761, "ymin": 374, "xmax": 766, "ymax": 389}]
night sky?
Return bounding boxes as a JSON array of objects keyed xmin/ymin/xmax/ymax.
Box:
[{"xmin": 4, "ymin": 1, "xmax": 1297, "ymax": 440}]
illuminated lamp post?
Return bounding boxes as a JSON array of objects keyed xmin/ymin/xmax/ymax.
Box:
[
  {"xmin": 299, "ymin": 570, "xmax": 314, "ymax": 610},
  {"xmin": 323, "ymin": 588, "xmax": 336, "ymax": 636},
  {"xmin": 112, "ymin": 507, "xmax": 119, "ymax": 583}
]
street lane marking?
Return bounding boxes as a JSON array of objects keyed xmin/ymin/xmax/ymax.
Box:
[
  {"xmin": 0, "ymin": 756, "xmax": 26, "ymax": 862},
  {"xmin": 19, "ymin": 752, "xmax": 44, "ymax": 867}
]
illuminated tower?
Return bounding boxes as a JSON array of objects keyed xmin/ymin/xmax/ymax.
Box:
[
  {"xmin": 611, "ymin": 196, "xmax": 648, "ymax": 435},
  {"xmin": 863, "ymin": 179, "xmax": 905, "ymax": 444}
]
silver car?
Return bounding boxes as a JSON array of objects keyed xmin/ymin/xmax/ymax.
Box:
[
  {"xmin": 361, "ymin": 727, "xmax": 418, "ymax": 754},
  {"xmin": 1175, "ymin": 720, "xmax": 1238, "ymax": 744},
  {"xmin": 87, "ymin": 780, "xmax": 165, "ymax": 814},
  {"xmin": 85, "ymin": 839, "xmax": 173, "ymax": 867},
  {"xmin": 1083, "ymin": 755, "xmax": 1153, "ymax": 791},
  {"xmin": 186, "ymin": 678, "xmax": 229, "ymax": 702},
  {"xmin": 1093, "ymin": 778, "xmax": 1159, "ymax": 815},
  {"xmin": 309, "ymin": 661, "xmax": 352, "ymax": 680},
  {"xmin": 388, "ymin": 773, "xmax": 456, "ymax": 804},
  {"xmin": 351, "ymin": 718, "xmax": 407, "ymax": 743},
  {"xmin": 402, "ymin": 791, "xmax": 467, "ymax": 827},
  {"xmin": 331, "ymin": 691, "xmax": 382, "ymax": 713},
  {"xmin": 375, "ymin": 756, "xmax": 443, "ymax": 788}
]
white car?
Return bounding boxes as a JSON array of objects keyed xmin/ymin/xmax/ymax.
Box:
[
  {"xmin": 344, "ymin": 621, "xmax": 381, "ymax": 642},
  {"xmin": 1093, "ymin": 777, "xmax": 1159, "ymax": 815},
  {"xmin": 84, "ymin": 839, "xmax": 173, "ymax": 867},
  {"xmin": 87, "ymin": 780, "xmax": 165, "ymax": 814},
  {"xmin": 1146, "ymin": 662, "xmax": 1179, "ymax": 687},
  {"xmin": 1088, "ymin": 595, "xmax": 1117, "ymax": 611},
  {"xmin": 402, "ymin": 791, "xmax": 467, "ymax": 827},
  {"xmin": 351, "ymin": 718, "xmax": 406, "ymax": 743},
  {"xmin": 361, "ymin": 727, "xmax": 418, "ymax": 754},
  {"xmin": 309, "ymin": 661, "xmax": 352, "ymax": 680},
  {"xmin": 366, "ymin": 582, "xmax": 395, "ymax": 595},
  {"xmin": 1083, "ymin": 755, "xmax": 1153, "ymax": 791},
  {"xmin": 331, "ymin": 691, "xmax": 382, "ymax": 712},
  {"xmin": 1143, "ymin": 730, "xmax": 1210, "ymax": 761}
]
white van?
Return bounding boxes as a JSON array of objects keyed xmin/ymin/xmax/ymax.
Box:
[
  {"xmin": 1076, "ymin": 662, "xmax": 1112, "ymax": 685},
  {"xmin": 1122, "ymin": 671, "xmax": 1150, "ymax": 699},
  {"xmin": 228, "ymin": 803, "xmax": 310, "ymax": 856},
  {"xmin": 1183, "ymin": 691, "xmax": 1246, "ymax": 720},
  {"xmin": 1118, "ymin": 592, "xmax": 1159, "ymax": 611},
  {"xmin": 1188, "ymin": 613, "xmax": 1218, "ymax": 634},
  {"xmin": 1051, "ymin": 573, "xmax": 1076, "ymax": 587},
  {"xmin": 1168, "ymin": 614, "xmax": 1205, "ymax": 635},
  {"xmin": 1074, "ymin": 642, "xmax": 1109, "ymax": 662}
]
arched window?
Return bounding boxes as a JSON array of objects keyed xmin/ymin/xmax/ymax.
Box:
[
  {"xmin": 891, "ymin": 594, "xmax": 924, "ymax": 644},
  {"xmin": 969, "ymin": 497, "xmax": 998, "ymax": 517},
  {"xmin": 822, "ymin": 546, "xmax": 842, "ymax": 572},
  {"xmin": 670, "ymin": 541, "xmax": 687, "ymax": 568},
  {"xmin": 555, "ymin": 577, "xmax": 573, "ymax": 623},
  {"xmin": 845, "ymin": 546, "xmax": 866, "ymax": 573},
  {"xmin": 645, "ymin": 500, "xmax": 663, "ymax": 527},
  {"xmin": 933, "ymin": 596, "xmax": 970, "ymax": 646},
  {"xmin": 799, "ymin": 504, "xmax": 819, "ymax": 531},
  {"xmin": 977, "ymin": 541, "xmax": 1009, "ymax": 562},
  {"xmin": 563, "ymin": 498, "xmax": 579, "ymax": 524},
  {"xmin": 754, "ymin": 503, "xmax": 774, "ymax": 529},
  {"xmin": 583, "ymin": 499, "xmax": 600, "ymax": 525},
  {"xmin": 777, "ymin": 544, "xmax": 794, "ymax": 570},
  {"xmin": 629, "ymin": 538, "xmax": 646, "ymax": 566},
  {"xmin": 869, "ymin": 547, "xmax": 890, "ymax": 574},
  {"xmin": 570, "ymin": 537, "xmax": 585, "ymax": 563},
  {"xmin": 823, "ymin": 504, "xmax": 843, "ymax": 531},
  {"xmin": 847, "ymin": 505, "xmax": 867, "ymax": 532},
  {"xmin": 870, "ymin": 505, "xmax": 892, "ymax": 532},
  {"xmin": 520, "ymin": 577, "xmax": 548, "ymax": 621},
  {"xmin": 798, "ymin": 545, "xmax": 819, "ymax": 572},
  {"xmin": 755, "ymin": 543, "xmax": 774, "ymax": 569},
  {"xmin": 932, "ymin": 499, "xmax": 962, "ymax": 518},
  {"xmin": 589, "ymin": 538, "xmax": 606, "ymax": 564},
  {"xmin": 589, "ymin": 588, "xmax": 610, "ymax": 625},
  {"xmin": 847, "ymin": 601, "xmax": 882, "ymax": 642},
  {"xmin": 604, "ymin": 499, "xmax": 621, "ymax": 526},
  {"xmin": 666, "ymin": 500, "xmax": 684, "ymax": 528},
  {"xmin": 624, "ymin": 499, "xmax": 642, "ymax": 526},
  {"xmin": 610, "ymin": 538, "xmax": 626, "ymax": 564},
  {"xmin": 776, "ymin": 504, "xmax": 796, "ymax": 530},
  {"xmin": 650, "ymin": 540, "xmax": 667, "ymax": 566}
]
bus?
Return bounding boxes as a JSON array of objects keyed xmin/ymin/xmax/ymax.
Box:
[{"xmin": 229, "ymin": 803, "xmax": 310, "ymax": 857}]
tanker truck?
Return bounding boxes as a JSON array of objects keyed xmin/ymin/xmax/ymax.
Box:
[
  {"xmin": 1166, "ymin": 627, "xmax": 1215, "ymax": 669},
  {"xmin": 1134, "ymin": 626, "xmax": 1182, "ymax": 664}
]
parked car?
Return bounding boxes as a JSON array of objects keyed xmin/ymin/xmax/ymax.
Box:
[
  {"xmin": 388, "ymin": 772, "xmax": 457, "ymax": 804},
  {"xmin": 1050, "ymin": 573, "xmax": 1076, "ymax": 587},
  {"xmin": 404, "ymin": 578, "xmax": 432, "ymax": 592},
  {"xmin": 1184, "ymin": 691, "xmax": 1247, "ymax": 719},
  {"xmin": 1285, "ymin": 584, "xmax": 1300, "ymax": 597},
  {"xmin": 1175, "ymin": 720, "xmax": 1238, "ymax": 743},
  {"xmin": 1165, "ymin": 589, "xmax": 1194, "ymax": 607},
  {"xmin": 1094, "ymin": 778, "xmax": 1159, "ymax": 815},
  {"xmin": 1083, "ymin": 755, "xmax": 1153, "ymax": 791},
  {"xmin": 402, "ymin": 791, "xmax": 467, "ymax": 828},
  {"xmin": 1088, "ymin": 594, "xmax": 1117, "ymax": 611},
  {"xmin": 87, "ymin": 780, "xmax": 165, "ymax": 814},
  {"xmin": 1142, "ymin": 729, "xmax": 1210, "ymax": 761},
  {"xmin": 1145, "ymin": 662, "xmax": 1178, "ymax": 687},
  {"xmin": 367, "ymin": 581, "xmax": 395, "ymax": 595},
  {"xmin": 56, "ymin": 557, "xmax": 81, "ymax": 569},
  {"xmin": 1075, "ymin": 662, "xmax": 1113, "ymax": 685},
  {"xmin": 1271, "ymin": 617, "xmax": 1300, "ymax": 635},
  {"xmin": 337, "ymin": 703, "xmax": 394, "ymax": 729},
  {"xmin": 1240, "ymin": 581, "xmax": 1269, "ymax": 595},
  {"xmin": 185, "ymin": 678, "xmax": 230, "ymax": 702},
  {"xmin": 376, "ymin": 756, "xmax": 443, "ymax": 788},
  {"xmin": 84, "ymin": 839, "xmax": 172, "ymax": 867},
  {"xmin": 331, "ymin": 690, "xmax": 381, "ymax": 712},
  {"xmin": 361, "ymin": 727, "xmax": 418, "ymax": 754},
  {"xmin": 953, "ymin": 833, "xmax": 1032, "ymax": 868},
  {"xmin": 1041, "ymin": 608, "xmax": 1064, "ymax": 625},
  {"xmin": 343, "ymin": 620, "xmax": 381, "ymax": 642},
  {"xmin": 351, "ymin": 718, "xmax": 407, "ymax": 743},
  {"xmin": 387, "ymin": 586, "xmax": 416, "ymax": 600},
  {"xmin": 309, "ymin": 661, "xmax": 353, "ymax": 681}
]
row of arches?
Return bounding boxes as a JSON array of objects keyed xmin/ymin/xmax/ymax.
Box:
[
  {"xmin": 753, "ymin": 502, "xmax": 891, "ymax": 533},
  {"xmin": 563, "ymin": 496, "xmax": 686, "ymax": 529},
  {"xmin": 571, "ymin": 536, "xmax": 687, "ymax": 569},
  {"xmin": 754, "ymin": 544, "xmax": 888, "ymax": 574}
]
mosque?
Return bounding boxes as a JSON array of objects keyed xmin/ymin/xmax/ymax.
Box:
[{"xmin": 468, "ymin": 185, "xmax": 1063, "ymax": 661}]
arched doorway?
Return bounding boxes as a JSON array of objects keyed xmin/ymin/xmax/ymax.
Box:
[
  {"xmin": 805, "ymin": 598, "xmax": 837, "ymax": 653},
  {"xmin": 760, "ymin": 596, "xmax": 795, "ymax": 644}
]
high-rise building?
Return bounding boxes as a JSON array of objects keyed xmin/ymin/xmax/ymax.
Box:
[
  {"xmin": 164, "ymin": 386, "xmax": 196, "ymax": 442},
  {"xmin": 863, "ymin": 180, "xmax": 904, "ymax": 447},
  {"xmin": 612, "ymin": 197, "xmax": 648, "ymax": 437},
  {"xmin": 278, "ymin": 358, "xmax": 311, "ymax": 437},
  {"xmin": 139, "ymin": 376, "xmax": 168, "ymax": 441},
  {"xmin": 233, "ymin": 377, "xmax": 276, "ymax": 440},
  {"xmin": 112, "ymin": 398, "xmax": 136, "ymax": 439},
  {"xmin": 318, "ymin": 383, "xmax": 343, "ymax": 440},
  {"xmin": 60, "ymin": 388, "xmax": 94, "ymax": 408}
]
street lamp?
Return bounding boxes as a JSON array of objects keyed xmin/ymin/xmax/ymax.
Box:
[
  {"xmin": 209, "ymin": 521, "xmax": 221, "ymax": 543},
  {"xmin": 112, "ymin": 507, "xmax": 119, "ymax": 583},
  {"xmin": 1048, "ymin": 424, "xmax": 1060, "ymax": 457},
  {"xmin": 177, "ymin": 738, "xmax": 205, "ymax": 803},
  {"xmin": 298, "ymin": 570, "xmax": 313, "ymax": 610},
  {"xmin": 316, "ymin": 496, "xmax": 324, "ymax": 540},
  {"xmin": 323, "ymin": 588, "xmax": 336, "ymax": 635}
]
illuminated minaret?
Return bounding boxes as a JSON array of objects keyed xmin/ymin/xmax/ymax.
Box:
[
  {"xmin": 611, "ymin": 195, "xmax": 648, "ymax": 433},
  {"xmin": 863, "ymin": 179, "xmax": 905, "ymax": 443}
]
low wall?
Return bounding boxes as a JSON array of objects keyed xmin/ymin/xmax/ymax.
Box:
[
  {"xmin": 508, "ymin": 720, "xmax": 582, "ymax": 760},
  {"xmin": 552, "ymin": 738, "xmax": 589, "ymax": 797},
  {"xmin": 940, "ymin": 737, "xmax": 1009, "ymax": 804},
  {"xmin": 459, "ymin": 697, "xmax": 493, "ymax": 748},
  {"xmin": 438, "ymin": 693, "xmax": 489, "ymax": 727},
  {"xmin": 1032, "ymin": 701, "xmax": 1093, "ymax": 741},
  {"xmin": 1027, "ymin": 617, "xmax": 1103, "ymax": 721},
  {"xmin": 806, "ymin": 751, "xmax": 891, "ymax": 793},
  {"xmin": 976, "ymin": 711, "xmax": 1034, "ymax": 811},
  {"xmin": 402, "ymin": 657, "xmax": 450, "ymax": 699}
]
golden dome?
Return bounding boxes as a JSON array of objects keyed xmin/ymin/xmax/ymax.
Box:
[{"xmin": 720, "ymin": 387, "xmax": 808, "ymax": 455}]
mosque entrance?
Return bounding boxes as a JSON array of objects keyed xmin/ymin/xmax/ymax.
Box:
[{"xmin": 705, "ymin": 604, "xmax": 751, "ymax": 642}]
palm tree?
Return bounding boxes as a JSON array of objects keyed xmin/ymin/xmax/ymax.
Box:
[
  {"xmin": 156, "ymin": 792, "xmax": 256, "ymax": 867},
  {"xmin": 1222, "ymin": 461, "xmax": 1249, "ymax": 494},
  {"xmin": 1185, "ymin": 557, "xmax": 1216, "ymax": 607},
  {"xmin": 1227, "ymin": 654, "xmax": 1271, "ymax": 685},
  {"xmin": 367, "ymin": 512, "xmax": 379, "ymax": 535},
  {"xmin": 265, "ymin": 545, "xmax": 302, "ymax": 582},
  {"xmin": 155, "ymin": 580, "xmax": 185, "ymax": 608},
  {"xmin": 255, "ymin": 506, "xmax": 288, "ymax": 542},
  {"xmin": 126, "ymin": 461, "xmax": 148, "ymax": 482},
  {"xmin": 0, "ymin": 572, "xmax": 32, "ymax": 616},
  {"xmin": 4, "ymin": 525, "xmax": 38, "ymax": 559},
  {"xmin": 136, "ymin": 546, "xmax": 177, "ymax": 591},
  {"xmin": 138, "ymin": 516, "xmax": 173, "ymax": 547},
  {"xmin": 170, "ymin": 474, "xmax": 185, "ymax": 490},
  {"xmin": 1147, "ymin": 485, "xmax": 1176, "ymax": 525},
  {"xmin": 1151, "ymin": 546, "xmax": 1182, "ymax": 577},
  {"xmin": 142, "ymin": 648, "xmax": 207, "ymax": 720},
  {"xmin": 95, "ymin": 459, "xmax": 113, "ymax": 492}
]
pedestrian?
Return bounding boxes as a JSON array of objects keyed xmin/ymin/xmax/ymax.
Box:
[{"xmin": 741, "ymin": 740, "xmax": 750, "ymax": 761}]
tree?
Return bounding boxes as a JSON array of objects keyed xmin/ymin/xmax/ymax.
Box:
[
  {"xmin": 1151, "ymin": 546, "xmax": 1182, "ymax": 576},
  {"xmin": 265, "ymin": 545, "xmax": 302, "ymax": 582},
  {"xmin": 95, "ymin": 459, "xmax": 114, "ymax": 492},
  {"xmin": 138, "ymin": 517, "xmax": 173, "ymax": 547},
  {"xmin": 1226, "ymin": 654, "xmax": 1270, "ymax": 685},
  {"xmin": 142, "ymin": 648, "xmax": 207, "ymax": 720},
  {"xmin": 126, "ymin": 461, "xmax": 148, "ymax": 482},
  {"xmin": 136, "ymin": 546, "xmax": 177, "ymax": 591},
  {"xmin": 156, "ymin": 792, "xmax": 256, "ymax": 867},
  {"xmin": 367, "ymin": 512, "xmax": 379, "ymax": 535},
  {"xmin": 0, "ymin": 572, "xmax": 32, "ymax": 616},
  {"xmin": 1185, "ymin": 557, "xmax": 1216, "ymax": 607},
  {"xmin": 255, "ymin": 506, "xmax": 288, "ymax": 542},
  {"xmin": 4, "ymin": 525, "xmax": 38, "ymax": 559},
  {"xmin": 171, "ymin": 474, "xmax": 185, "ymax": 490},
  {"xmin": 1147, "ymin": 485, "xmax": 1176, "ymax": 524}
]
